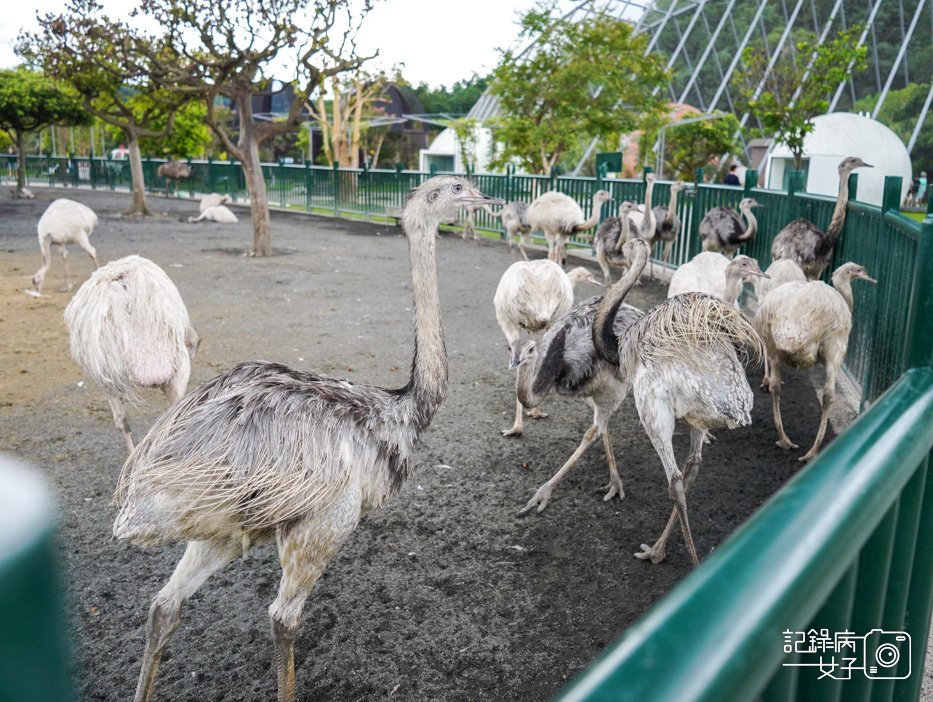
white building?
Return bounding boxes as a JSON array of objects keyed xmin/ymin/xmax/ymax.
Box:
[
  {"xmin": 765, "ymin": 113, "xmax": 912, "ymax": 207},
  {"xmin": 419, "ymin": 91, "xmax": 499, "ymax": 173}
]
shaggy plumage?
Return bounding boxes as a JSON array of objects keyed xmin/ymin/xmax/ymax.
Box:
[
  {"xmin": 755, "ymin": 261, "xmax": 876, "ymax": 461},
  {"xmin": 699, "ymin": 198, "xmax": 761, "ymax": 256},
  {"xmin": 199, "ymin": 193, "xmax": 233, "ymax": 213},
  {"xmin": 112, "ymin": 176, "xmax": 502, "ymax": 702},
  {"xmin": 667, "ymin": 252, "xmax": 767, "ymax": 306},
  {"xmin": 64, "ymin": 255, "xmax": 198, "ymax": 452},
  {"xmin": 485, "ymin": 201, "xmax": 531, "ymax": 259},
  {"xmin": 592, "ymin": 240, "xmax": 762, "ymax": 566},
  {"xmin": 188, "ymin": 205, "xmax": 239, "ymax": 224},
  {"xmin": 527, "ymin": 189, "xmax": 611, "ymax": 266},
  {"xmin": 157, "ymin": 160, "xmax": 192, "ymax": 196},
  {"xmin": 770, "ymin": 157, "xmax": 872, "ymax": 280},
  {"xmin": 512, "ymin": 241, "xmax": 648, "ymax": 514},
  {"xmin": 31, "ymin": 198, "xmax": 100, "ymax": 294}
]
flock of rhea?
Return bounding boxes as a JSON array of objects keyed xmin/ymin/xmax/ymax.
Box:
[{"xmin": 22, "ymin": 158, "xmax": 874, "ymax": 701}]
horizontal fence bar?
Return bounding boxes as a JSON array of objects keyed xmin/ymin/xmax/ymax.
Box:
[
  {"xmin": 553, "ymin": 367, "xmax": 933, "ymax": 702},
  {"xmin": 3, "ymin": 155, "xmax": 927, "ymax": 404}
]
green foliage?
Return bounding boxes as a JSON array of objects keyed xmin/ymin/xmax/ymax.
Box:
[
  {"xmin": 733, "ymin": 26, "xmax": 867, "ymax": 169},
  {"xmin": 0, "ymin": 68, "xmax": 87, "ymax": 136},
  {"xmin": 412, "ymin": 76, "xmax": 488, "ymax": 115},
  {"xmin": 449, "ymin": 117, "xmax": 479, "ymax": 172},
  {"xmin": 489, "ymin": 4, "xmax": 669, "ymax": 174},
  {"xmin": 855, "ymin": 83, "xmax": 933, "ymax": 172},
  {"xmin": 647, "ymin": 113, "xmax": 740, "ymax": 181},
  {"xmin": 140, "ymin": 101, "xmax": 212, "ymax": 157}
]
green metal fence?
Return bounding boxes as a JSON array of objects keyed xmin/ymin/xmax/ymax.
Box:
[
  {"xmin": 4, "ymin": 154, "xmax": 929, "ymax": 405},
  {"xmin": 553, "ymin": 366, "xmax": 933, "ymax": 702}
]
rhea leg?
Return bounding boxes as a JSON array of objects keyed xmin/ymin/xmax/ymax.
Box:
[
  {"xmin": 270, "ymin": 492, "xmax": 361, "ymax": 702},
  {"xmin": 597, "ymin": 250, "xmax": 612, "ymax": 286},
  {"xmin": 59, "ymin": 245, "xmax": 73, "ymax": 292},
  {"xmin": 600, "ymin": 431, "xmax": 625, "ymax": 502},
  {"xmin": 769, "ymin": 357, "xmax": 798, "ymax": 449},
  {"xmin": 107, "ymin": 394, "xmax": 135, "ymax": 452},
  {"xmin": 519, "ymin": 425, "xmax": 601, "ymax": 514},
  {"xmin": 133, "ymin": 539, "xmax": 240, "ymax": 702},
  {"xmin": 636, "ymin": 384, "xmax": 699, "ymax": 566},
  {"xmin": 517, "ymin": 234, "xmax": 529, "ymax": 261},
  {"xmin": 75, "ymin": 231, "xmax": 99, "ymax": 269},
  {"xmin": 800, "ymin": 360, "xmax": 838, "ymax": 461},
  {"xmin": 636, "ymin": 427, "xmax": 705, "ymax": 564},
  {"xmin": 502, "ymin": 396, "xmax": 524, "ymax": 437}
]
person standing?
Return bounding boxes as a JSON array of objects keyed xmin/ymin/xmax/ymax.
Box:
[
  {"xmin": 724, "ymin": 163, "xmax": 741, "ymax": 186},
  {"xmin": 918, "ymin": 171, "xmax": 928, "ymax": 204}
]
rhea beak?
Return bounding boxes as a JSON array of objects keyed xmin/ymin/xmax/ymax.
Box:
[
  {"xmin": 754, "ymin": 270, "xmax": 770, "ymax": 279},
  {"xmin": 466, "ymin": 194, "xmax": 505, "ymax": 207},
  {"xmin": 859, "ymin": 272, "xmax": 878, "ymax": 284},
  {"xmin": 508, "ymin": 353, "xmax": 521, "ymax": 371}
]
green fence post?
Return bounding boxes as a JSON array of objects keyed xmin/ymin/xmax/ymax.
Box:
[
  {"xmin": 145, "ymin": 154, "xmax": 153, "ymax": 193},
  {"xmin": 787, "ymin": 169, "xmax": 806, "ymax": 220},
  {"xmin": 882, "ymin": 176, "xmax": 903, "ymax": 213},
  {"xmin": 903, "ymin": 215, "xmax": 933, "ymax": 369},
  {"xmin": 304, "ymin": 161, "xmax": 312, "ymax": 211},
  {"xmin": 278, "ymin": 158, "xmax": 286, "ymax": 207},
  {"xmin": 743, "ymin": 169, "xmax": 758, "ymax": 195},
  {"xmin": 848, "ymin": 172, "xmax": 859, "ymax": 204},
  {"xmin": 688, "ymin": 167, "xmax": 705, "ymax": 259},
  {"xmin": 186, "ymin": 156, "xmax": 193, "ymax": 198},
  {"xmin": 332, "ymin": 162, "xmax": 340, "ymax": 216}
]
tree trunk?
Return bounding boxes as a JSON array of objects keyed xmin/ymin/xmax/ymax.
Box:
[
  {"xmin": 15, "ymin": 129, "xmax": 26, "ymax": 195},
  {"xmin": 124, "ymin": 135, "xmax": 151, "ymax": 216},
  {"xmin": 242, "ymin": 149, "xmax": 272, "ymax": 256}
]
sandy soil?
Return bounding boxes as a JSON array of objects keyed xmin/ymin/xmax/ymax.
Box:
[{"xmin": 0, "ymin": 188, "xmax": 830, "ymax": 701}]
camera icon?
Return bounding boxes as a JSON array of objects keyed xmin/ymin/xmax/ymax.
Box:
[{"xmin": 862, "ymin": 629, "xmax": 911, "ymax": 679}]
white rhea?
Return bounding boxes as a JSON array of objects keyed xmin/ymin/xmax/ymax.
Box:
[
  {"xmin": 771, "ymin": 156, "xmax": 872, "ymax": 279},
  {"xmin": 484, "ymin": 201, "xmax": 532, "ymax": 260},
  {"xmin": 527, "ymin": 189, "xmax": 612, "ymax": 266},
  {"xmin": 754, "ymin": 261, "xmax": 877, "ymax": 461},
  {"xmin": 494, "ymin": 260, "xmax": 598, "ymax": 436},
  {"xmin": 199, "ymin": 193, "xmax": 233, "ymax": 213},
  {"xmin": 32, "ymin": 198, "xmax": 100, "ymax": 294},
  {"xmin": 187, "ymin": 205, "xmax": 239, "ymax": 224},
  {"xmin": 592, "ymin": 239, "xmax": 763, "ymax": 566},
  {"xmin": 667, "ymin": 252, "xmax": 768, "ymax": 306},
  {"xmin": 112, "ymin": 176, "xmax": 502, "ymax": 702},
  {"xmin": 64, "ymin": 255, "xmax": 200, "ymax": 452}
]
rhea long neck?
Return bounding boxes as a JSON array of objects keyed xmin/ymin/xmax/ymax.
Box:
[
  {"xmin": 831, "ymin": 272, "xmax": 855, "ymax": 312},
  {"xmin": 401, "ymin": 208, "xmax": 448, "ymax": 431},
  {"xmin": 722, "ymin": 270, "xmax": 745, "ymax": 306},
  {"xmin": 738, "ymin": 206, "xmax": 758, "ymax": 241},
  {"xmin": 593, "ymin": 251, "xmax": 648, "ymax": 365},
  {"xmin": 641, "ymin": 180, "xmax": 655, "ymax": 237},
  {"xmin": 827, "ymin": 170, "xmax": 853, "ymax": 243},
  {"xmin": 580, "ymin": 193, "xmax": 605, "ymax": 230},
  {"xmin": 667, "ymin": 187, "xmax": 680, "ymax": 219}
]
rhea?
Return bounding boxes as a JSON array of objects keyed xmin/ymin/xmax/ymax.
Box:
[
  {"xmin": 112, "ymin": 176, "xmax": 502, "ymax": 702},
  {"xmin": 64, "ymin": 256, "xmax": 200, "ymax": 452},
  {"xmin": 527, "ymin": 189, "xmax": 612, "ymax": 266},
  {"xmin": 32, "ymin": 198, "xmax": 100, "ymax": 294}
]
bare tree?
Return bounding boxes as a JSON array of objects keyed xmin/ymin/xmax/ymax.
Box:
[
  {"xmin": 140, "ymin": 0, "xmax": 375, "ymax": 255},
  {"xmin": 307, "ymin": 71, "xmax": 387, "ymax": 168},
  {"xmin": 20, "ymin": 0, "xmax": 181, "ymax": 216}
]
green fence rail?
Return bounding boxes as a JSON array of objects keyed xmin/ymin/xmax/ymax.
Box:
[
  {"xmin": 554, "ymin": 366, "xmax": 933, "ymax": 702},
  {"xmin": 3, "ymin": 155, "xmax": 929, "ymax": 404}
]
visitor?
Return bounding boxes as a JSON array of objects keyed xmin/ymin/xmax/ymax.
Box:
[
  {"xmin": 905, "ymin": 175, "xmax": 920, "ymax": 207},
  {"xmin": 919, "ymin": 171, "xmax": 928, "ymax": 204},
  {"xmin": 724, "ymin": 164, "xmax": 741, "ymax": 186}
]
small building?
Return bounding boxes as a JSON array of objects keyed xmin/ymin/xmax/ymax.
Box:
[
  {"xmin": 419, "ymin": 91, "xmax": 499, "ymax": 173},
  {"xmin": 765, "ymin": 113, "xmax": 912, "ymax": 207}
]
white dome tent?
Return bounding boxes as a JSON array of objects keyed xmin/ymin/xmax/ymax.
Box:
[{"xmin": 765, "ymin": 113, "xmax": 912, "ymax": 207}]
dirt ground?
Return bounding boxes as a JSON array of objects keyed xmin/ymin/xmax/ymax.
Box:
[{"xmin": 1, "ymin": 188, "xmax": 832, "ymax": 701}]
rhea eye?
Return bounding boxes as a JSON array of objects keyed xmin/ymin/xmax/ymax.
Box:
[{"xmin": 453, "ymin": 183, "xmax": 463, "ymax": 193}]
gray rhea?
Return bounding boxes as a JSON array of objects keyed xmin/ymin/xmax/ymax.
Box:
[
  {"xmin": 594, "ymin": 201, "xmax": 637, "ymax": 286},
  {"xmin": 513, "ymin": 240, "xmax": 648, "ymax": 515},
  {"xmin": 112, "ymin": 176, "xmax": 502, "ymax": 702},
  {"xmin": 485, "ymin": 200, "xmax": 532, "ymax": 260},
  {"xmin": 156, "ymin": 159, "xmax": 193, "ymax": 197},
  {"xmin": 650, "ymin": 180, "xmax": 686, "ymax": 265},
  {"xmin": 770, "ymin": 157, "xmax": 872, "ymax": 279},
  {"xmin": 698, "ymin": 197, "xmax": 761, "ymax": 257},
  {"xmin": 754, "ymin": 262, "xmax": 877, "ymax": 461},
  {"xmin": 592, "ymin": 239, "xmax": 762, "ymax": 567}
]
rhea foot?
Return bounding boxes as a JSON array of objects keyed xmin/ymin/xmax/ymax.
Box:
[
  {"xmin": 798, "ymin": 448, "xmax": 819, "ymax": 462},
  {"xmin": 501, "ymin": 425, "xmax": 523, "ymax": 437},
  {"xmin": 519, "ymin": 482, "xmax": 554, "ymax": 515},
  {"xmin": 527, "ymin": 408, "xmax": 548, "ymax": 419},
  {"xmin": 600, "ymin": 474, "xmax": 625, "ymax": 502},
  {"xmin": 634, "ymin": 543, "xmax": 667, "ymax": 564},
  {"xmin": 776, "ymin": 436, "xmax": 798, "ymax": 450}
]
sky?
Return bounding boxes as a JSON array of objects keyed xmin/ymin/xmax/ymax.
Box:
[{"xmin": 0, "ymin": 0, "xmax": 551, "ymax": 88}]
